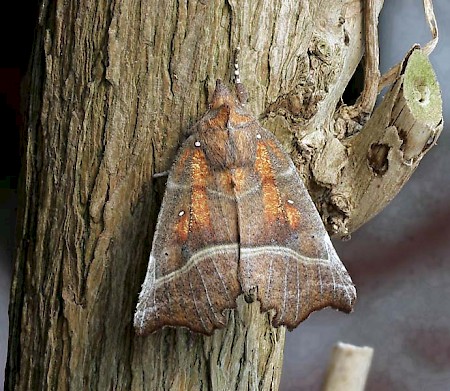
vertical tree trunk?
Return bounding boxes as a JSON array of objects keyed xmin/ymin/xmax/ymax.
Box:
[{"xmin": 6, "ymin": 0, "xmax": 441, "ymax": 390}]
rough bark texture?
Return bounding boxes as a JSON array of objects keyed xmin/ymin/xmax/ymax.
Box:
[{"xmin": 5, "ymin": 0, "xmax": 442, "ymax": 390}]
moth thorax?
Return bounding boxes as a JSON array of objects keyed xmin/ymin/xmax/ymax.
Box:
[{"xmin": 224, "ymin": 129, "xmax": 256, "ymax": 168}]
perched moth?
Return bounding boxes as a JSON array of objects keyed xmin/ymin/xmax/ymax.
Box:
[{"xmin": 135, "ymin": 78, "xmax": 356, "ymax": 336}]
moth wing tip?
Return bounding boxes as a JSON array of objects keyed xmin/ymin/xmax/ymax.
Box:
[{"xmin": 267, "ymin": 284, "xmax": 357, "ymax": 331}]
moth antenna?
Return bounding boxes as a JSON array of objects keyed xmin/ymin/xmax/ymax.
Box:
[
  {"xmin": 233, "ymin": 47, "xmax": 241, "ymax": 84},
  {"xmin": 233, "ymin": 47, "xmax": 249, "ymax": 104}
]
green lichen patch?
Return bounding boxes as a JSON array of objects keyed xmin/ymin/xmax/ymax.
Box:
[{"xmin": 403, "ymin": 49, "xmax": 442, "ymax": 127}]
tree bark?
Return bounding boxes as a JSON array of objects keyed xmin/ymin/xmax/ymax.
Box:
[{"xmin": 6, "ymin": 0, "xmax": 442, "ymax": 390}]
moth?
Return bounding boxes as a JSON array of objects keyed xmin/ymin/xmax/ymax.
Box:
[{"xmin": 134, "ymin": 79, "xmax": 356, "ymax": 336}]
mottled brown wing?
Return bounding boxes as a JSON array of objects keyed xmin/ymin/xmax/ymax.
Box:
[
  {"xmin": 134, "ymin": 137, "xmax": 241, "ymax": 335},
  {"xmin": 235, "ymin": 126, "xmax": 356, "ymax": 330}
]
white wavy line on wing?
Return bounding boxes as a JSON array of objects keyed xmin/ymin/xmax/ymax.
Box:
[{"xmin": 153, "ymin": 244, "xmax": 331, "ymax": 287}]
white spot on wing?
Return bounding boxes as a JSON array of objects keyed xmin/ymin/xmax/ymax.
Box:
[
  {"xmin": 178, "ymin": 210, "xmax": 185, "ymax": 216},
  {"xmin": 256, "ymin": 134, "xmax": 262, "ymax": 139},
  {"xmin": 194, "ymin": 141, "xmax": 201, "ymax": 147}
]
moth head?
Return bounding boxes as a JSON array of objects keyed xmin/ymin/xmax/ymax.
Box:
[
  {"xmin": 207, "ymin": 79, "xmax": 253, "ymax": 131},
  {"xmin": 209, "ymin": 79, "xmax": 239, "ymax": 110}
]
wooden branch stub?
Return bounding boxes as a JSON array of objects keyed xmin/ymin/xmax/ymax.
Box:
[
  {"xmin": 338, "ymin": 0, "xmax": 380, "ymax": 122},
  {"xmin": 330, "ymin": 49, "xmax": 443, "ymax": 236},
  {"xmin": 132, "ymin": 297, "xmax": 285, "ymax": 391},
  {"xmin": 322, "ymin": 342, "xmax": 374, "ymax": 391}
]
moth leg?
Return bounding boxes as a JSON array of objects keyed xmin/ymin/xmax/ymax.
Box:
[
  {"xmin": 233, "ymin": 47, "xmax": 249, "ymax": 104},
  {"xmin": 153, "ymin": 170, "xmax": 169, "ymax": 179},
  {"xmin": 244, "ymin": 286, "xmax": 257, "ymax": 304}
]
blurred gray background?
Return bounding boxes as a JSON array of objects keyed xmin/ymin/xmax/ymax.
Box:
[{"xmin": 1, "ymin": 1, "xmax": 449, "ymax": 390}]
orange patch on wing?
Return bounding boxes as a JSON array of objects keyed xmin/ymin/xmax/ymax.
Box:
[
  {"xmin": 255, "ymin": 144, "xmax": 282, "ymax": 223},
  {"xmin": 216, "ymin": 171, "xmax": 234, "ymax": 197},
  {"xmin": 265, "ymin": 140, "xmax": 288, "ymax": 161},
  {"xmin": 175, "ymin": 213, "xmax": 190, "ymax": 241},
  {"xmin": 208, "ymin": 105, "xmax": 229, "ymax": 129},
  {"xmin": 173, "ymin": 148, "xmax": 191, "ymax": 176},
  {"xmin": 229, "ymin": 111, "xmax": 253, "ymax": 127},
  {"xmin": 231, "ymin": 167, "xmax": 247, "ymax": 193},
  {"xmin": 285, "ymin": 202, "xmax": 301, "ymax": 229},
  {"xmin": 191, "ymin": 149, "xmax": 212, "ymax": 230}
]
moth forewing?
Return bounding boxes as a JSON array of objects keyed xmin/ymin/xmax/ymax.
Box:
[
  {"xmin": 235, "ymin": 125, "xmax": 355, "ymax": 329},
  {"xmin": 134, "ymin": 136, "xmax": 241, "ymax": 335}
]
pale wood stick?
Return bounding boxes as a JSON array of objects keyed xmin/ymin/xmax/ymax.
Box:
[
  {"xmin": 339, "ymin": 0, "xmax": 380, "ymax": 122},
  {"xmin": 358, "ymin": 0, "xmax": 380, "ymax": 116},
  {"xmin": 322, "ymin": 342, "xmax": 374, "ymax": 391}
]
